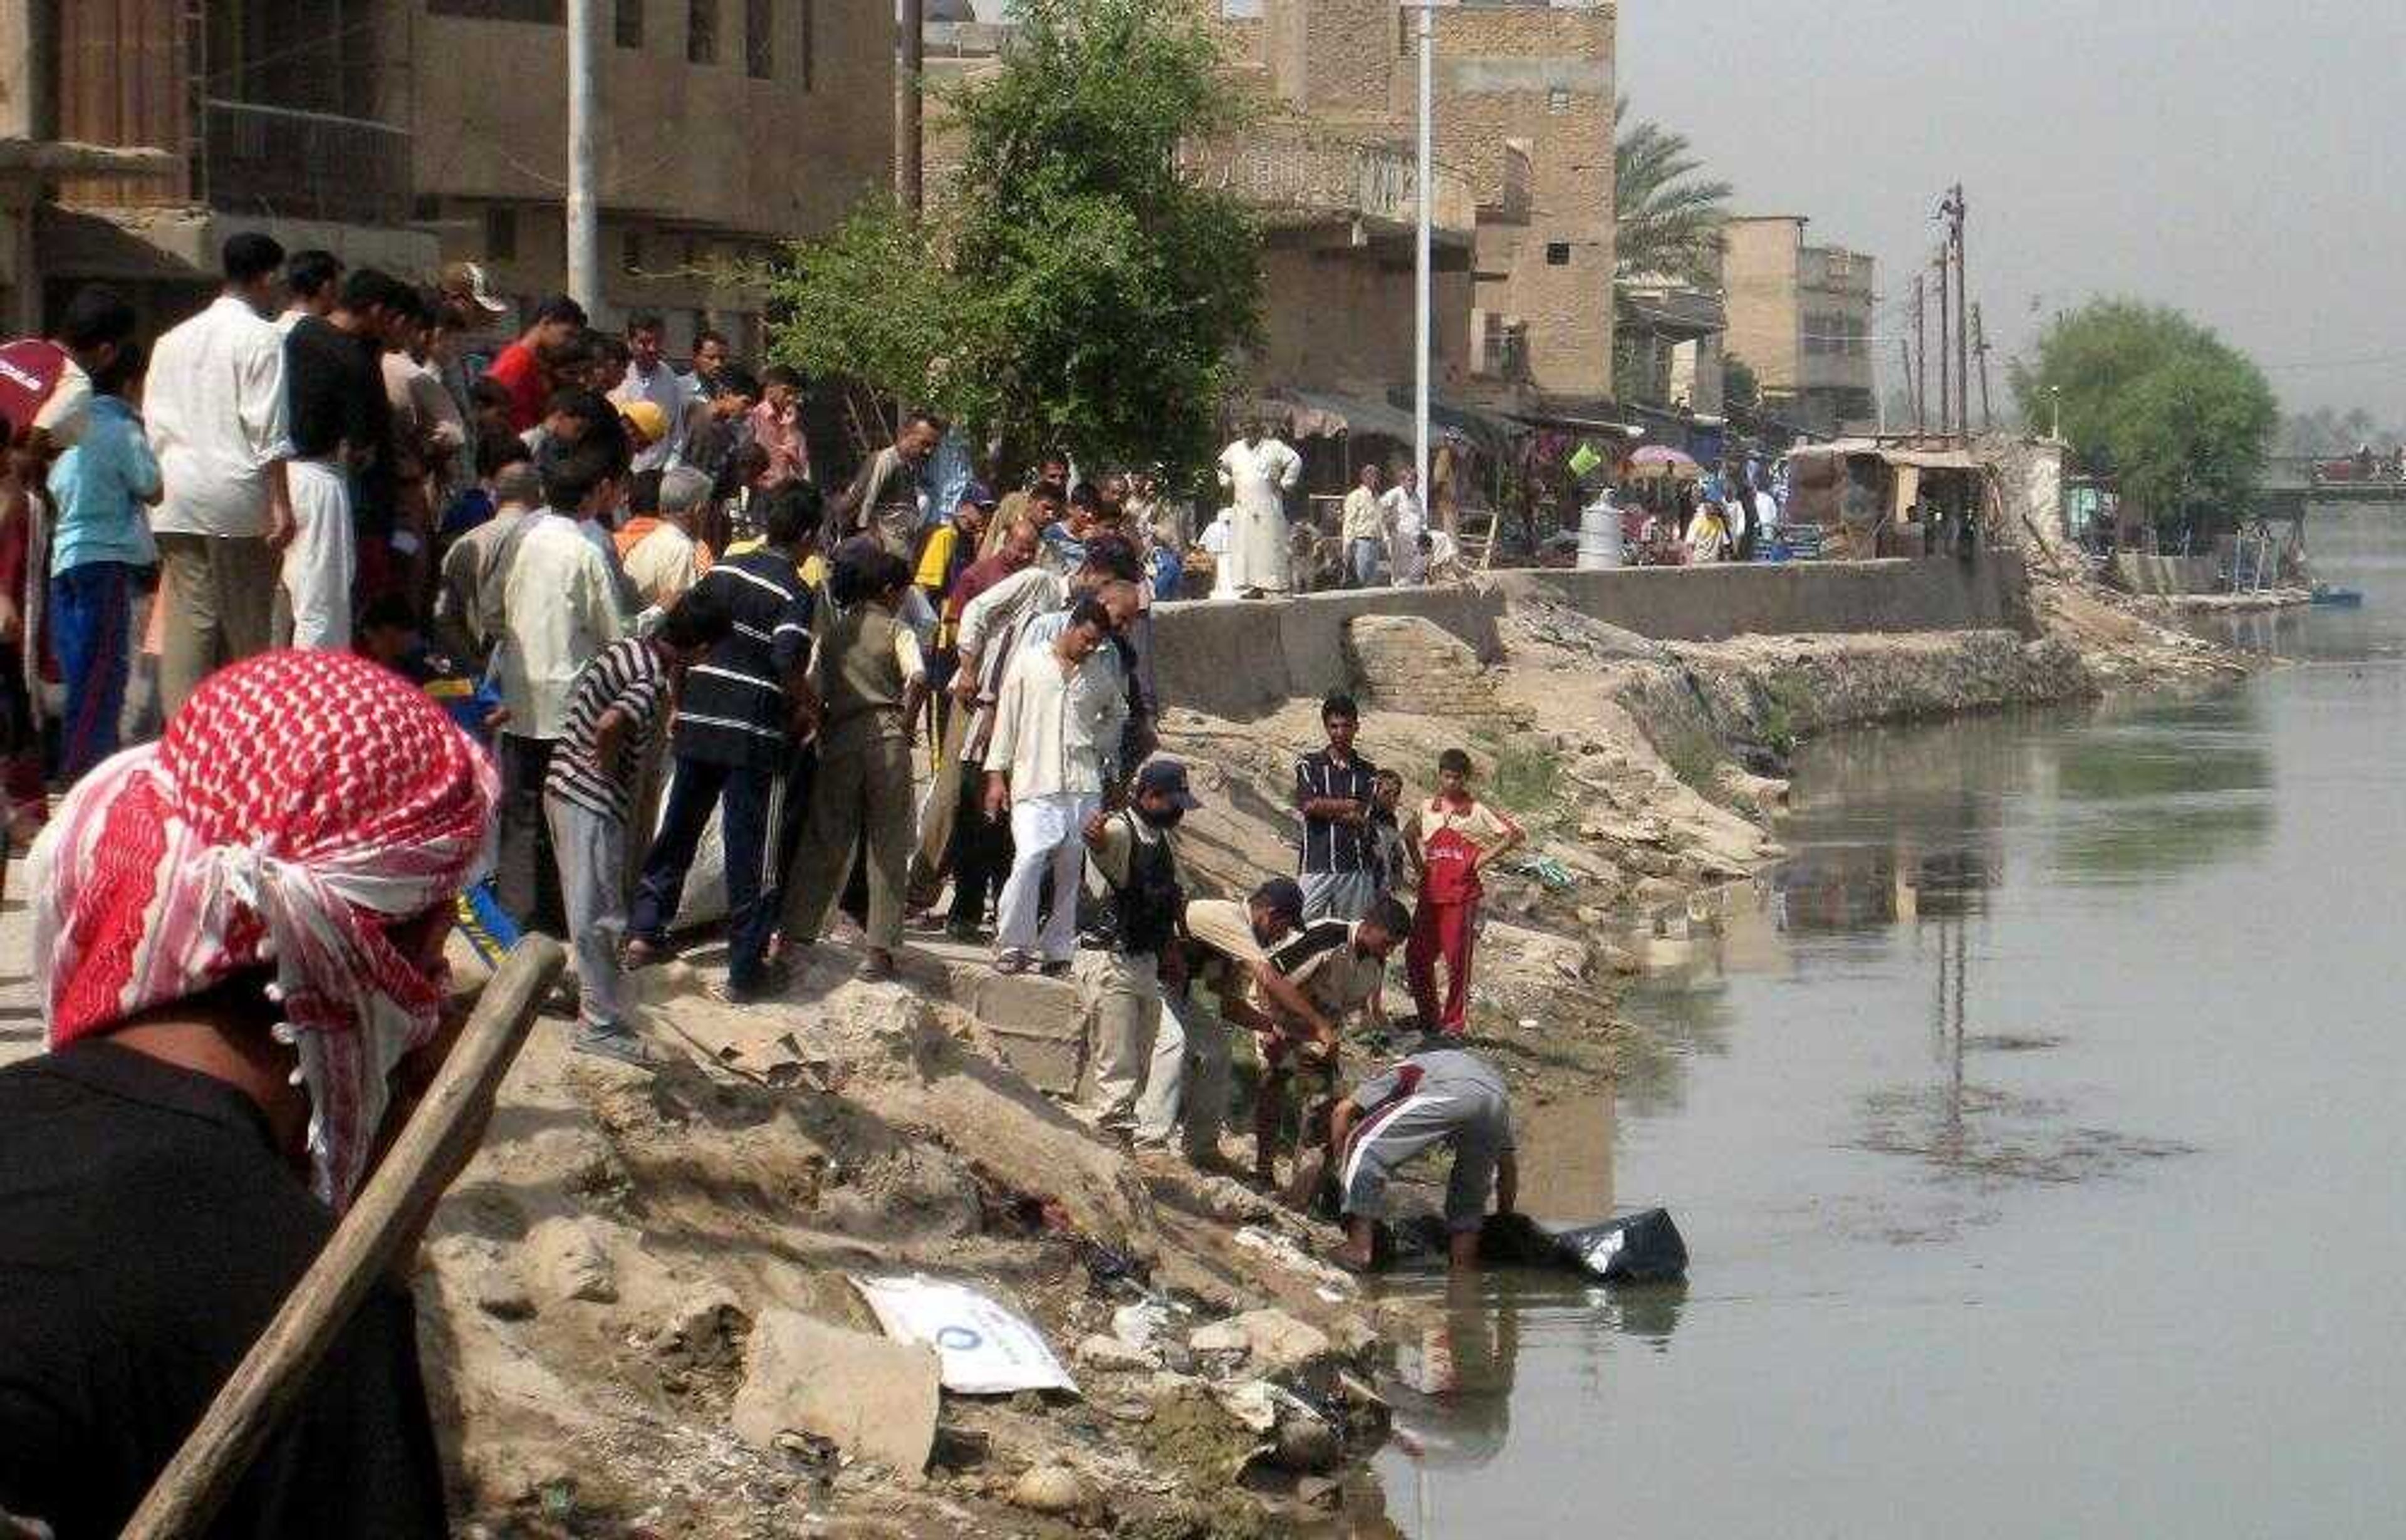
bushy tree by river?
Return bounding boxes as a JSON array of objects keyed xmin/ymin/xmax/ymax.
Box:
[
  {"xmin": 761, "ymin": 0, "xmax": 1263, "ymax": 481},
  {"xmin": 2010, "ymin": 299, "xmax": 2278, "ymax": 530}
]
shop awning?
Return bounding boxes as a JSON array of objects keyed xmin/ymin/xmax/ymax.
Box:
[
  {"xmin": 1380, "ymin": 387, "xmax": 1525, "ymax": 456},
  {"xmin": 1816, "ymin": 438, "xmax": 1984, "ymax": 472},
  {"xmin": 1277, "ymin": 388, "xmax": 1420, "ymax": 444}
]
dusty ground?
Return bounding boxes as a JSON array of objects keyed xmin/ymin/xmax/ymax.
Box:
[{"xmin": 0, "ymin": 534, "xmax": 2244, "ymax": 1539}]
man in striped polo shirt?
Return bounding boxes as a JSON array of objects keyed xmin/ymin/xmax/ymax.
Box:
[
  {"xmin": 626, "ymin": 482, "xmax": 821, "ymax": 1002},
  {"xmin": 543, "ymin": 590, "xmax": 731, "ymax": 1066},
  {"xmin": 1295, "ymin": 692, "xmax": 1382, "ymax": 922}
]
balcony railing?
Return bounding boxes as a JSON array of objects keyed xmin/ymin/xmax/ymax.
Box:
[
  {"xmin": 200, "ymin": 98, "xmax": 413, "ymax": 228},
  {"xmin": 1180, "ymin": 138, "xmax": 1475, "ymax": 234}
]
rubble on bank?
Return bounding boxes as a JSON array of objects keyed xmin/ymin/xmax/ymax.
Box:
[{"xmin": 421, "ymin": 548, "xmax": 2246, "ymax": 1537}]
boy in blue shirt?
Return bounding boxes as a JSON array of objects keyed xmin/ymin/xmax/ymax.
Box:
[{"xmin": 44, "ymin": 342, "xmax": 159, "ymax": 782}]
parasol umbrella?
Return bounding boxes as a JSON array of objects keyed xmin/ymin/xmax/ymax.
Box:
[{"xmin": 1626, "ymin": 444, "xmax": 1700, "ymax": 479}]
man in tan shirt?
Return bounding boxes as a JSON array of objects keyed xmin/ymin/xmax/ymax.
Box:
[{"xmin": 1134, "ymin": 878, "xmax": 1331, "ymax": 1172}]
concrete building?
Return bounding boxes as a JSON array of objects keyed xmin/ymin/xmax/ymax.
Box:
[
  {"xmin": 1721, "ymin": 214, "xmax": 1875, "ymax": 439},
  {"xmin": 924, "ymin": 9, "xmax": 1480, "ymax": 412},
  {"xmin": 16, "ymin": 0, "xmax": 891, "ymax": 351},
  {"xmin": 1616, "ymin": 274, "xmax": 1724, "ymax": 415},
  {"xmin": 1187, "ymin": 130, "xmax": 1477, "ymax": 402},
  {"xmin": 412, "ymin": 0, "xmax": 891, "ymax": 353},
  {"xmin": 1226, "ymin": 0, "xmax": 1618, "ymax": 408}
]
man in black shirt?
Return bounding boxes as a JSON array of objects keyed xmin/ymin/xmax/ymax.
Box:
[
  {"xmin": 0, "ymin": 1039, "xmax": 450, "ymax": 1539},
  {"xmin": 1295, "ymin": 692, "xmax": 1382, "ymax": 922},
  {"xmin": 279, "ymin": 267, "xmax": 404, "ymax": 650},
  {"xmin": 0, "ymin": 648, "xmax": 496, "ymax": 1540},
  {"xmin": 626, "ymin": 481, "xmax": 820, "ymax": 1001}
]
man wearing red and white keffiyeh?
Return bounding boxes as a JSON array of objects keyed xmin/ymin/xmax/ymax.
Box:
[{"xmin": 29, "ymin": 647, "xmax": 499, "ymax": 1209}]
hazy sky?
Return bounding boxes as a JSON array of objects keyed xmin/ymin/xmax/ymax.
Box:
[
  {"xmin": 1619, "ymin": 1, "xmax": 2405, "ymax": 424},
  {"xmin": 974, "ymin": 1, "xmax": 2406, "ymax": 425}
]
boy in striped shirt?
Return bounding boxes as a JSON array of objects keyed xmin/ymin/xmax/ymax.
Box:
[{"xmin": 543, "ymin": 590, "xmax": 731, "ymax": 1065}]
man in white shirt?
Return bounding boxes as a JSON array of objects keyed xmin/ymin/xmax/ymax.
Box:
[
  {"xmin": 610, "ymin": 313, "xmax": 695, "ymax": 474},
  {"xmin": 493, "ymin": 435, "xmax": 630, "ymax": 933},
  {"xmin": 1340, "ymin": 462, "xmax": 1390, "ymax": 588},
  {"xmin": 145, "ymin": 232, "xmax": 297, "ymax": 719},
  {"xmin": 1215, "ymin": 419, "xmax": 1302, "ymax": 596},
  {"xmin": 981, "ymin": 595, "xmax": 1128, "ymax": 976},
  {"xmin": 1381, "ymin": 468, "xmax": 1427, "ymax": 586}
]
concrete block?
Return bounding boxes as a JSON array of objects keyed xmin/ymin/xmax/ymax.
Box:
[
  {"xmin": 730, "ymin": 1309, "xmax": 940, "ymax": 1474},
  {"xmin": 982, "ymin": 1024, "xmax": 1086, "ymax": 1096}
]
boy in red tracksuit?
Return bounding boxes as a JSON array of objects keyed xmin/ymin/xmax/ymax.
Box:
[{"xmin": 1404, "ymin": 749, "xmax": 1523, "ymax": 1036}]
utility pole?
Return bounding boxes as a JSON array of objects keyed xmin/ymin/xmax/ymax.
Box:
[
  {"xmin": 1910, "ymin": 272, "xmax": 1927, "ymax": 432},
  {"xmin": 565, "ymin": 0, "xmax": 602, "ymax": 315},
  {"xmin": 897, "ymin": 0, "xmax": 924, "ymax": 216},
  {"xmin": 1934, "ymin": 248, "xmax": 1950, "ymax": 440},
  {"xmin": 1412, "ymin": 2, "xmax": 1433, "ymax": 506},
  {"xmin": 1896, "ymin": 338, "xmax": 1913, "ymax": 438},
  {"xmin": 1946, "ymin": 185, "xmax": 1970, "ymax": 440},
  {"xmin": 1972, "ymin": 301, "xmax": 1994, "ymax": 429}
]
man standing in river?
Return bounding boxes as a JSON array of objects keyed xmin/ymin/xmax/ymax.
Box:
[{"xmin": 1329, "ymin": 1038, "xmax": 1519, "ymax": 1273}]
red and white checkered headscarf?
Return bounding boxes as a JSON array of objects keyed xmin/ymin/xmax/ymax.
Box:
[{"xmin": 30, "ymin": 650, "xmax": 500, "ymax": 1209}]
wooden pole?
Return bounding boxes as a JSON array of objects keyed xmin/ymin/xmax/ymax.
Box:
[
  {"xmin": 1972, "ymin": 302, "xmax": 1994, "ymax": 430},
  {"xmin": 120, "ymin": 939, "xmax": 567, "ymax": 1540},
  {"xmin": 1934, "ymin": 251, "xmax": 1951, "ymax": 440},
  {"xmin": 1950, "ymin": 186, "xmax": 1971, "ymax": 441},
  {"xmin": 1910, "ymin": 274, "xmax": 1927, "ymax": 432}
]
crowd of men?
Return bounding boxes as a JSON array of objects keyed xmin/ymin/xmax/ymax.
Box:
[{"xmin": 0, "ymin": 234, "xmax": 1530, "ymax": 1537}]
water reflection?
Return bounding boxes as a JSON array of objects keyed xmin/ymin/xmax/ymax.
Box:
[
  {"xmin": 1383, "ymin": 1279, "xmax": 1519, "ymax": 1472},
  {"xmin": 2046, "ymin": 694, "xmax": 2274, "ymax": 883}
]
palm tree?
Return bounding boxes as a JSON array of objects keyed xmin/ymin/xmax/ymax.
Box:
[{"xmin": 1613, "ymin": 96, "xmax": 1732, "ymax": 284}]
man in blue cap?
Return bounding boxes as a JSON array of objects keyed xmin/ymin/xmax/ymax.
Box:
[{"xmin": 1076, "ymin": 757, "xmax": 1202, "ymax": 1135}]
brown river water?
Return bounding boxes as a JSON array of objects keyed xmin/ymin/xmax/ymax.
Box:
[{"xmin": 1357, "ymin": 511, "xmax": 2406, "ymax": 1537}]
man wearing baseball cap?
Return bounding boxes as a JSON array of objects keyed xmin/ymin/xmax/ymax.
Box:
[
  {"xmin": 1075, "ymin": 757, "xmax": 1202, "ymax": 1137},
  {"xmin": 1135, "ymin": 871, "xmax": 1331, "ymax": 1173}
]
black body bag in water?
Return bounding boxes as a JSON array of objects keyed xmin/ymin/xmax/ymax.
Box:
[{"xmin": 1547, "ymin": 1208, "xmax": 1689, "ymax": 1284}]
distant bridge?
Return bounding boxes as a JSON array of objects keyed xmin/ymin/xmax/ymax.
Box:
[{"xmin": 2258, "ymin": 457, "xmax": 2406, "ymax": 519}]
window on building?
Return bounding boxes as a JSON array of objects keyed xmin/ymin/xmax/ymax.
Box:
[
  {"xmin": 1547, "ymin": 87, "xmax": 1570, "ymax": 113},
  {"xmin": 485, "ymin": 205, "xmax": 519, "ymax": 261},
  {"xmin": 688, "ymin": 0, "xmax": 716, "ymax": 63},
  {"xmin": 799, "ymin": 0, "xmax": 816, "ymax": 90},
  {"xmin": 615, "ymin": 0, "xmax": 643, "ymax": 47},
  {"xmin": 1545, "ymin": 241, "xmax": 1571, "ymax": 266},
  {"xmin": 427, "ymin": 0, "xmax": 562, "ymax": 19},
  {"xmin": 745, "ymin": 0, "xmax": 772, "ymax": 76}
]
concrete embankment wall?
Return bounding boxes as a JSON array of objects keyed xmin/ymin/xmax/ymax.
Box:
[
  {"xmin": 1152, "ymin": 554, "xmax": 2035, "ymax": 720},
  {"xmin": 1151, "ymin": 585, "xmax": 1508, "ymax": 719},
  {"xmin": 2113, "ymin": 553, "xmax": 2221, "ymax": 596}
]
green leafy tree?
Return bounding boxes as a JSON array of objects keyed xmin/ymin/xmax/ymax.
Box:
[
  {"xmin": 1722, "ymin": 353, "xmax": 1759, "ymax": 414},
  {"xmin": 1613, "ymin": 97, "xmax": 1731, "ymax": 284},
  {"xmin": 762, "ymin": 0, "xmax": 1262, "ymax": 477},
  {"xmin": 2010, "ymin": 299, "xmax": 2277, "ymax": 528}
]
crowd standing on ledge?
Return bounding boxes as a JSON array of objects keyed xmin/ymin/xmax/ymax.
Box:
[{"xmin": 0, "ymin": 236, "xmax": 1527, "ymax": 1534}]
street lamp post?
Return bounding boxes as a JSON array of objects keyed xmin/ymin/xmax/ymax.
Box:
[
  {"xmin": 1411, "ymin": 2, "xmax": 1434, "ymax": 506},
  {"xmin": 2048, "ymin": 384, "xmax": 2063, "ymax": 442}
]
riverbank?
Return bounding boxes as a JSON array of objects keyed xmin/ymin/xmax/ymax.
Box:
[
  {"xmin": 0, "ymin": 536, "xmax": 2242, "ymax": 1539},
  {"xmin": 393, "ymin": 533, "xmax": 2249, "ymax": 1537}
]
